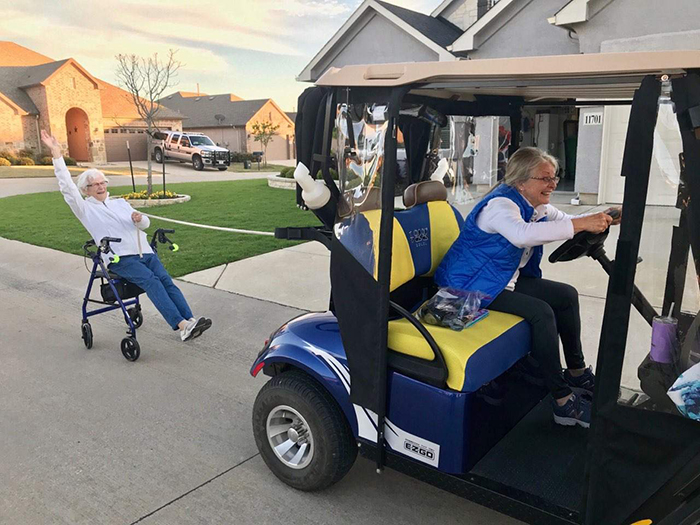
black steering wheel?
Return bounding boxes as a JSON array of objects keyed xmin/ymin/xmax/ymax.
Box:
[{"xmin": 549, "ymin": 209, "xmax": 620, "ymax": 263}]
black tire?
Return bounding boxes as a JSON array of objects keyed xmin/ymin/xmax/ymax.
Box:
[
  {"xmin": 252, "ymin": 370, "xmax": 357, "ymax": 491},
  {"xmin": 128, "ymin": 307, "xmax": 143, "ymax": 329},
  {"xmin": 154, "ymin": 148, "xmax": 163, "ymax": 163},
  {"xmin": 121, "ymin": 337, "xmax": 140, "ymax": 361},
  {"xmin": 217, "ymin": 166, "xmax": 227, "ymax": 171},
  {"xmin": 192, "ymin": 155, "xmax": 204, "ymax": 171},
  {"xmin": 81, "ymin": 322, "xmax": 93, "ymax": 349}
]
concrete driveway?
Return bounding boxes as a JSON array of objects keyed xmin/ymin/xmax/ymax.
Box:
[
  {"xmin": 0, "ymin": 237, "xmax": 521, "ymax": 525},
  {"xmin": 0, "ymin": 160, "xmax": 277, "ymax": 199}
]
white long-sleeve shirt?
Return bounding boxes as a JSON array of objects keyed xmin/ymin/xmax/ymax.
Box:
[
  {"xmin": 476, "ymin": 197, "xmax": 575, "ymax": 289},
  {"xmin": 53, "ymin": 157, "xmax": 153, "ymax": 265}
]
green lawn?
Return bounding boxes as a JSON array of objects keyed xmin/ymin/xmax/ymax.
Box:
[
  {"xmin": 0, "ymin": 180, "xmax": 318, "ymax": 277},
  {"xmin": 0, "ymin": 165, "xmax": 148, "ymax": 179}
]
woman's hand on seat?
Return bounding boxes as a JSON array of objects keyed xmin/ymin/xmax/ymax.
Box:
[
  {"xmin": 571, "ymin": 213, "xmax": 613, "ymax": 234},
  {"xmin": 40, "ymin": 130, "xmax": 61, "ymax": 159}
]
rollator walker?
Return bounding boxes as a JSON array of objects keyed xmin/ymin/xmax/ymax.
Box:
[
  {"xmin": 250, "ymin": 51, "xmax": 700, "ymax": 525},
  {"xmin": 81, "ymin": 228, "xmax": 178, "ymax": 362}
]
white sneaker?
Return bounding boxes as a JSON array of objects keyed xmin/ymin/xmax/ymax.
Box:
[{"xmin": 180, "ymin": 317, "xmax": 208, "ymax": 342}]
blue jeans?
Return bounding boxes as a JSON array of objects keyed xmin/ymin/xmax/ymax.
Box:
[{"xmin": 109, "ymin": 254, "xmax": 193, "ymax": 330}]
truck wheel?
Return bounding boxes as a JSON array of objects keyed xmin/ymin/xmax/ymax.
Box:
[
  {"xmin": 217, "ymin": 166, "xmax": 228, "ymax": 171},
  {"xmin": 154, "ymin": 148, "xmax": 163, "ymax": 163},
  {"xmin": 253, "ymin": 370, "xmax": 357, "ymax": 491},
  {"xmin": 192, "ymin": 155, "xmax": 204, "ymax": 171}
]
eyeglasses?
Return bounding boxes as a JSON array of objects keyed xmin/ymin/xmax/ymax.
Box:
[
  {"xmin": 530, "ymin": 176, "xmax": 560, "ymax": 185},
  {"xmin": 87, "ymin": 181, "xmax": 108, "ymax": 188}
]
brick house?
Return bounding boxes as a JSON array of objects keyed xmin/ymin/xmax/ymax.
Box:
[
  {"xmin": 159, "ymin": 92, "xmax": 296, "ymax": 160},
  {"xmin": 0, "ymin": 42, "xmax": 184, "ymax": 163}
]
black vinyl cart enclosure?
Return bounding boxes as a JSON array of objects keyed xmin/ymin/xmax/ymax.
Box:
[{"xmin": 290, "ymin": 52, "xmax": 700, "ymax": 525}]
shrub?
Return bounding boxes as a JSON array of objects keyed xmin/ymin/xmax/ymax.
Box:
[
  {"xmin": 0, "ymin": 157, "xmax": 10, "ymax": 167},
  {"xmin": 279, "ymin": 166, "xmax": 295, "ymax": 178},
  {"xmin": 64, "ymin": 156, "xmax": 77, "ymax": 166},
  {"xmin": 17, "ymin": 157, "xmax": 35, "ymax": 166},
  {"xmin": 40, "ymin": 156, "xmax": 54, "ymax": 165},
  {"xmin": 315, "ymin": 168, "xmax": 338, "ymax": 181},
  {"xmin": 230, "ymin": 151, "xmax": 255, "ymax": 163},
  {"xmin": 18, "ymin": 148, "xmax": 36, "ymax": 160},
  {"xmin": 0, "ymin": 150, "xmax": 15, "ymax": 161},
  {"xmin": 121, "ymin": 190, "xmax": 179, "ymax": 200},
  {"xmin": 6, "ymin": 155, "xmax": 20, "ymax": 165}
]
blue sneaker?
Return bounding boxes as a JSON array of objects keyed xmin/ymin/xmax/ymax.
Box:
[
  {"xmin": 564, "ymin": 366, "xmax": 595, "ymax": 397},
  {"xmin": 552, "ymin": 394, "xmax": 591, "ymax": 428}
]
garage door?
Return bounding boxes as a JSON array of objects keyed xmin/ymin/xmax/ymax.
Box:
[
  {"xmin": 602, "ymin": 106, "xmax": 682, "ymax": 206},
  {"xmin": 264, "ymin": 134, "xmax": 294, "ymax": 162},
  {"xmin": 104, "ymin": 128, "xmax": 148, "ymax": 162}
]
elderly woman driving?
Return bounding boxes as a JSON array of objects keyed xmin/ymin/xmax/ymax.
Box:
[
  {"xmin": 435, "ymin": 147, "xmax": 620, "ymax": 428},
  {"xmin": 41, "ymin": 130, "xmax": 211, "ymax": 342}
]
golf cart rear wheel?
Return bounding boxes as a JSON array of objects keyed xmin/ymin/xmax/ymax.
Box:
[
  {"xmin": 253, "ymin": 370, "xmax": 357, "ymax": 491},
  {"xmin": 128, "ymin": 307, "xmax": 143, "ymax": 329},
  {"xmin": 192, "ymin": 155, "xmax": 204, "ymax": 171},
  {"xmin": 81, "ymin": 322, "xmax": 93, "ymax": 349},
  {"xmin": 120, "ymin": 337, "xmax": 140, "ymax": 362}
]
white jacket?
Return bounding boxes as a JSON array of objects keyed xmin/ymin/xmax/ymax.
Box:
[{"xmin": 53, "ymin": 157, "xmax": 153, "ymax": 265}]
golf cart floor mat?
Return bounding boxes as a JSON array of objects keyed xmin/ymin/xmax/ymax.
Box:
[{"xmin": 470, "ymin": 396, "xmax": 587, "ymax": 512}]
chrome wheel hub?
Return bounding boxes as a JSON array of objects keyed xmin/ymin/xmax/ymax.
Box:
[{"xmin": 266, "ymin": 405, "xmax": 314, "ymax": 469}]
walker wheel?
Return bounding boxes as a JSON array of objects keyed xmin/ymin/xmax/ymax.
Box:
[
  {"xmin": 81, "ymin": 322, "xmax": 93, "ymax": 349},
  {"xmin": 121, "ymin": 337, "xmax": 140, "ymax": 361},
  {"xmin": 128, "ymin": 307, "xmax": 144, "ymax": 329}
]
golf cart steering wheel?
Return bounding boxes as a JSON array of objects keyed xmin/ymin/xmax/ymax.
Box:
[{"xmin": 549, "ymin": 209, "xmax": 620, "ymax": 263}]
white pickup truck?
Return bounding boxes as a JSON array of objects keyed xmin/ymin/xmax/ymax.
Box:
[{"xmin": 154, "ymin": 131, "xmax": 231, "ymax": 171}]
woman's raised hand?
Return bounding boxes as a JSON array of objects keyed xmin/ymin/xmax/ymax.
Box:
[
  {"xmin": 571, "ymin": 212, "xmax": 613, "ymax": 234},
  {"xmin": 40, "ymin": 130, "xmax": 62, "ymax": 159}
]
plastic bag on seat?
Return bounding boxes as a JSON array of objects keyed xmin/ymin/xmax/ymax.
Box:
[{"xmin": 416, "ymin": 287, "xmax": 488, "ymax": 331}]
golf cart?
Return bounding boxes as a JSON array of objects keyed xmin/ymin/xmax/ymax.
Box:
[{"xmin": 250, "ymin": 51, "xmax": 700, "ymax": 525}]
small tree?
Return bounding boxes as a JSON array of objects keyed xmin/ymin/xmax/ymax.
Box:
[
  {"xmin": 115, "ymin": 50, "xmax": 182, "ymax": 194},
  {"xmin": 250, "ymin": 120, "xmax": 280, "ymax": 167}
]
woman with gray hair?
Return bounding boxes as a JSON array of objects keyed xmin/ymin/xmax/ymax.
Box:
[
  {"xmin": 41, "ymin": 130, "xmax": 211, "ymax": 342},
  {"xmin": 435, "ymin": 147, "xmax": 620, "ymax": 428}
]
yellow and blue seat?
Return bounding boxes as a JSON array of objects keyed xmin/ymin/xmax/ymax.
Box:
[{"xmin": 338, "ymin": 181, "xmax": 531, "ymax": 393}]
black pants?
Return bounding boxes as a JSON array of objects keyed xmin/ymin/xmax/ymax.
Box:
[{"xmin": 488, "ymin": 277, "xmax": 586, "ymax": 399}]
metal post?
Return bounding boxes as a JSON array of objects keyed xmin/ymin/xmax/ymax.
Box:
[
  {"xmin": 162, "ymin": 147, "xmax": 166, "ymax": 194},
  {"xmin": 126, "ymin": 140, "xmax": 136, "ymax": 192}
]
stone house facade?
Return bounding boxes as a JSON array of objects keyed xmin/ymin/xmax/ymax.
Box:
[{"xmin": 0, "ymin": 42, "xmax": 183, "ymax": 163}]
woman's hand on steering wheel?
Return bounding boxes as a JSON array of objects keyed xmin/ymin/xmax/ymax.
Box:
[
  {"xmin": 571, "ymin": 212, "xmax": 613, "ymax": 234},
  {"xmin": 604, "ymin": 206, "xmax": 622, "ymax": 225}
]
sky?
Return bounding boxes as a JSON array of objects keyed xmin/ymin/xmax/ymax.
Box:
[{"xmin": 5, "ymin": 0, "xmax": 438, "ymax": 111}]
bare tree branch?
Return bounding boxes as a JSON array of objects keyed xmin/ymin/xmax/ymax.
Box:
[{"xmin": 115, "ymin": 50, "xmax": 182, "ymax": 194}]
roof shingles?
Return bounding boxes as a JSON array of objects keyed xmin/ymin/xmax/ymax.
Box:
[
  {"xmin": 158, "ymin": 92, "xmax": 269, "ymax": 127},
  {"xmin": 375, "ymin": 0, "xmax": 462, "ymax": 49}
]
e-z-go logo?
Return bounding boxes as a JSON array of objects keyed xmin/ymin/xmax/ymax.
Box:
[{"xmin": 409, "ymin": 228, "xmax": 429, "ymax": 244}]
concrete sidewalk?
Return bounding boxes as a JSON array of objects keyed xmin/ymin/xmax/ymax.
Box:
[{"xmin": 0, "ymin": 236, "xmax": 520, "ymax": 525}]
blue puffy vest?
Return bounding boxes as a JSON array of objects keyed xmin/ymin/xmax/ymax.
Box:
[{"xmin": 434, "ymin": 184, "xmax": 544, "ymax": 306}]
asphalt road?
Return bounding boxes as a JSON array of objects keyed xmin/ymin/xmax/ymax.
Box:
[{"xmin": 0, "ymin": 238, "xmax": 521, "ymax": 525}]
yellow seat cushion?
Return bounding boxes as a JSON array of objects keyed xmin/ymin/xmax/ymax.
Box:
[{"xmin": 387, "ymin": 311, "xmax": 531, "ymax": 392}]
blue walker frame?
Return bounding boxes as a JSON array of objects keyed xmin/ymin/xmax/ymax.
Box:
[{"xmin": 80, "ymin": 228, "xmax": 176, "ymax": 361}]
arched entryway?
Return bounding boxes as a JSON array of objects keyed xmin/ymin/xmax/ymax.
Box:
[{"xmin": 65, "ymin": 107, "xmax": 90, "ymax": 161}]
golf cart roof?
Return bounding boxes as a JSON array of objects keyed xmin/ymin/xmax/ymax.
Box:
[{"xmin": 315, "ymin": 50, "xmax": 700, "ymax": 101}]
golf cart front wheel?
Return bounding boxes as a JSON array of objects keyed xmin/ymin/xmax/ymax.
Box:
[
  {"xmin": 252, "ymin": 370, "xmax": 357, "ymax": 491},
  {"xmin": 81, "ymin": 322, "xmax": 93, "ymax": 349},
  {"xmin": 121, "ymin": 337, "xmax": 140, "ymax": 361}
]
